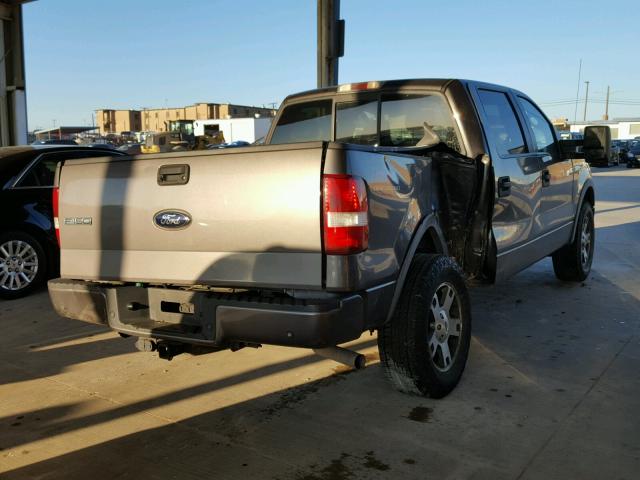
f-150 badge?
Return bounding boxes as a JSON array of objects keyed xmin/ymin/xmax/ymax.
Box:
[
  {"xmin": 64, "ymin": 217, "xmax": 92, "ymax": 225},
  {"xmin": 154, "ymin": 210, "xmax": 191, "ymax": 229}
]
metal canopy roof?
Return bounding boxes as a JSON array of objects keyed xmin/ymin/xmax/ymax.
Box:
[{"xmin": 34, "ymin": 126, "xmax": 97, "ymax": 135}]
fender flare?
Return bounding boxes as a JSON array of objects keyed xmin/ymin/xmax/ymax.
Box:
[
  {"xmin": 571, "ymin": 180, "xmax": 595, "ymax": 240},
  {"xmin": 384, "ymin": 214, "xmax": 448, "ymax": 324}
]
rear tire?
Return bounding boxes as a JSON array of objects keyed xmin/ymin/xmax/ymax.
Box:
[
  {"xmin": 0, "ymin": 231, "xmax": 47, "ymax": 300},
  {"xmin": 552, "ymin": 202, "xmax": 594, "ymax": 282},
  {"xmin": 378, "ymin": 254, "xmax": 471, "ymax": 398}
]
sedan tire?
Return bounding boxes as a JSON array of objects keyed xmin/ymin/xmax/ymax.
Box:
[{"xmin": 0, "ymin": 231, "xmax": 47, "ymax": 300}]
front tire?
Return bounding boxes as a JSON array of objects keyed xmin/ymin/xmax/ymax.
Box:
[
  {"xmin": 552, "ymin": 202, "xmax": 594, "ymax": 282},
  {"xmin": 0, "ymin": 231, "xmax": 47, "ymax": 300},
  {"xmin": 378, "ymin": 254, "xmax": 471, "ymax": 398}
]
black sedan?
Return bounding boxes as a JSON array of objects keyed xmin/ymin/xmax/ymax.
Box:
[
  {"xmin": 627, "ymin": 145, "xmax": 640, "ymax": 168},
  {"xmin": 0, "ymin": 145, "xmax": 124, "ymax": 299}
]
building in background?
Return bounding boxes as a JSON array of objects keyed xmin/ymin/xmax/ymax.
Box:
[
  {"xmin": 96, "ymin": 102, "xmax": 276, "ymax": 135},
  {"xmin": 569, "ymin": 118, "xmax": 640, "ymax": 140},
  {"xmin": 98, "ymin": 110, "xmax": 141, "ymax": 134}
]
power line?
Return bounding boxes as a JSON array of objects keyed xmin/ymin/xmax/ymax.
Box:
[{"xmin": 540, "ymin": 98, "xmax": 640, "ymax": 106}]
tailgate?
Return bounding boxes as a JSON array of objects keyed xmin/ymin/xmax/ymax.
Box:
[{"xmin": 58, "ymin": 144, "xmax": 325, "ymax": 288}]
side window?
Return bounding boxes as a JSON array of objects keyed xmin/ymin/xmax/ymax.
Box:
[
  {"xmin": 270, "ymin": 100, "xmax": 332, "ymax": 144},
  {"xmin": 17, "ymin": 151, "xmax": 120, "ymax": 188},
  {"xmin": 517, "ymin": 97, "xmax": 558, "ymax": 156},
  {"xmin": 380, "ymin": 93, "xmax": 463, "ymax": 153},
  {"xmin": 19, "ymin": 158, "xmax": 58, "ymax": 187},
  {"xmin": 335, "ymin": 99, "xmax": 378, "ymax": 145},
  {"xmin": 477, "ymin": 89, "xmax": 527, "ymax": 157}
]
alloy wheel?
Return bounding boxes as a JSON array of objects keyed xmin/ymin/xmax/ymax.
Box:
[
  {"xmin": 0, "ymin": 240, "xmax": 39, "ymax": 291},
  {"xmin": 428, "ymin": 282, "xmax": 463, "ymax": 372},
  {"xmin": 580, "ymin": 212, "xmax": 593, "ymax": 269}
]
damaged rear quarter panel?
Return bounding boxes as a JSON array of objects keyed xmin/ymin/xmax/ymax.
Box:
[{"xmin": 323, "ymin": 145, "xmax": 436, "ymax": 290}]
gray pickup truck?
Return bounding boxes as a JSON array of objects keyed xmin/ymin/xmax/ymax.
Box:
[{"xmin": 48, "ymin": 79, "xmax": 607, "ymax": 398}]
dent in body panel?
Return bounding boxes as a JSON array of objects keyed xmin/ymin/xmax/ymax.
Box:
[{"xmin": 323, "ymin": 146, "xmax": 433, "ymax": 290}]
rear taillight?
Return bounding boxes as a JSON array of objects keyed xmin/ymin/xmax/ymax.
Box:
[
  {"xmin": 322, "ymin": 174, "xmax": 368, "ymax": 255},
  {"xmin": 52, "ymin": 186, "xmax": 60, "ymax": 246}
]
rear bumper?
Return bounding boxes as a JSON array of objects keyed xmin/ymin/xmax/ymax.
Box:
[{"xmin": 47, "ymin": 279, "xmax": 392, "ymax": 349}]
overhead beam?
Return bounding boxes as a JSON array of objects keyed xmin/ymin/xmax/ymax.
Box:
[{"xmin": 0, "ymin": 0, "xmax": 29, "ymax": 145}]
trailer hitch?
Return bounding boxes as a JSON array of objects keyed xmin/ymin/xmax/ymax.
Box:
[{"xmin": 134, "ymin": 338, "xmax": 185, "ymax": 361}]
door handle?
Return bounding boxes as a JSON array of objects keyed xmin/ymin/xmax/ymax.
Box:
[
  {"xmin": 158, "ymin": 164, "xmax": 190, "ymax": 186},
  {"xmin": 497, "ymin": 176, "xmax": 511, "ymax": 197},
  {"xmin": 542, "ymin": 169, "xmax": 551, "ymax": 187}
]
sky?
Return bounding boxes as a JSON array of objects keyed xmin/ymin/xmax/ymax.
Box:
[{"xmin": 23, "ymin": 0, "xmax": 640, "ymax": 130}]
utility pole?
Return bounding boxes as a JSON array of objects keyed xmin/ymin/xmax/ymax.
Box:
[
  {"xmin": 604, "ymin": 85, "xmax": 610, "ymax": 120},
  {"xmin": 573, "ymin": 59, "xmax": 582, "ymax": 124},
  {"xmin": 583, "ymin": 81, "xmax": 590, "ymax": 122},
  {"xmin": 317, "ymin": 0, "xmax": 345, "ymax": 88}
]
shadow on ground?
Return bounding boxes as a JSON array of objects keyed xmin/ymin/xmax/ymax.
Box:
[{"xmin": 2, "ymin": 254, "xmax": 639, "ymax": 480}]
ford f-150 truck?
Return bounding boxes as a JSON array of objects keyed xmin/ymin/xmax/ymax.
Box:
[{"xmin": 48, "ymin": 79, "xmax": 607, "ymax": 398}]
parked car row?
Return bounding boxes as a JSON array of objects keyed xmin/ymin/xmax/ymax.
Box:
[
  {"xmin": 626, "ymin": 143, "xmax": 640, "ymax": 168},
  {"xmin": 612, "ymin": 139, "xmax": 640, "ymax": 165}
]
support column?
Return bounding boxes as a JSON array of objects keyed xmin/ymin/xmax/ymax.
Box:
[{"xmin": 317, "ymin": 0, "xmax": 344, "ymax": 88}]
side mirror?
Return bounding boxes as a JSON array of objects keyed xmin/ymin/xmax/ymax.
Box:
[
  {"xmin": 559, "ymin": 139, "xmax": 583, "ymax": 159},
  {"xmin": 582, "ymin": 126, "xmax": 611, "ymax": 163}
]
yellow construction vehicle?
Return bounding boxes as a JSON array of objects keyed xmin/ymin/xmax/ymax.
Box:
[{"xmin": 141, "ymin": 132, "xmax": 190, "ymax": 154}]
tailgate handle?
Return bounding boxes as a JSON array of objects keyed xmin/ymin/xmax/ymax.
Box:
[{"xmin": 158, "ymin": 164, "xmax": 190, "ymax": 186}]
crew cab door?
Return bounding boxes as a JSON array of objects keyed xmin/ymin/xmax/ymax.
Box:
[
  {"xmin": 514, "ymin": 96, "xmax": 574, "ymax": 249},
  {"xmin": 472, "ymin": 87, "xmax": 545, "ymax": 281}
]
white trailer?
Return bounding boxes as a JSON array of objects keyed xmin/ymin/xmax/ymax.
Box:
[{"xmin": 193, "ymin": 117, "xmax": 272, "ymax": 144}]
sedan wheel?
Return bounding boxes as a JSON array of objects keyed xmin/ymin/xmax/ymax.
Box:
[
  {"xmin": 0, "ymin": 240, "xmax": 39, "ymax": 291},
  {"xmin": 0, "ymin": 232, "xmax": 47, "ymax": 299}
]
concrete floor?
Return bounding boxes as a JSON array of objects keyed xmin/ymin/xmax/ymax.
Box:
[{"xmin": 1, "ymin": 167, "xmax": 639, "ymax": 480}]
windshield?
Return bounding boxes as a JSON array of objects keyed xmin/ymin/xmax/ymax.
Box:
[{"xmin": 270, "ymin": 92, "xmax": 463, "ymax": 153}]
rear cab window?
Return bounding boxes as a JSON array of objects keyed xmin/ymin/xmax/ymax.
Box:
[
  {"xmin": 270, "ymin": 91, "xmax": 464, "ymax": 154},
  {"xmin": 335, "ymin": 99, "xmax": 378, "ymax": 145},
  {"xmin": 380, "ymin": 94, "xmax": 462, "ymax": 152},
  {"xmin": 270, "ymin": 100, "xmax": 332, "ymax": 144}
]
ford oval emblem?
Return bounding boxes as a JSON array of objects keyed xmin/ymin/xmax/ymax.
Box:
[{"xmin": 154, "ymin": 210, "xmax": 192, "ymax": 230}]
